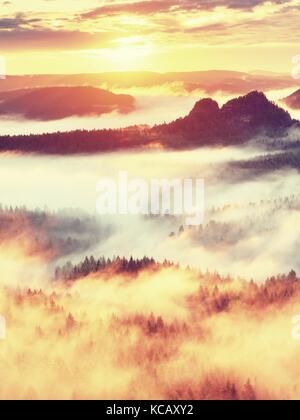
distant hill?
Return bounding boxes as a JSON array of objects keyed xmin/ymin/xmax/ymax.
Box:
[
  {"xmin": 283, "ymin": 89, "xmax": 300, "ymax": 110},
  {"xmin": 0, "ymin": 86, "xmax": 135, "ymax": 120},
  {"xmin": 0, "ymin": 91, "xmax": 297, "ymax": 154},
  {"xmin": 0, "ymin": 71, "xmax": 297, "ymax": 95}
]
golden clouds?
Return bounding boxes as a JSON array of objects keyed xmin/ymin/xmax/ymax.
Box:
[{"xmin": 0, "ymin": 0, "xmax": 299, "ymax": 73}]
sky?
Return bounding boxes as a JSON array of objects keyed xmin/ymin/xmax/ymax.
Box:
[{"xmin": 0, "ymin": 0, "xmax": 300, "ymax": 74}]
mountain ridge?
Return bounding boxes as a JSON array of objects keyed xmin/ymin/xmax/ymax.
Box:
[
  {"xmin": 155, "ymin": 91, "xmax": 294, "ymax": 147},
  {"xmin": 0, "ymin": 91, "xmax": 297, "ymax": 154},
  {"xmin": 0, "ymin": 71, "xmax": 297, "ymax": 95}
]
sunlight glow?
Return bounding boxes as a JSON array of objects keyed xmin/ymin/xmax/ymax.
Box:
[{"xmin": 88, "ymin": 39, "xmax": 154, "ymax": 71}]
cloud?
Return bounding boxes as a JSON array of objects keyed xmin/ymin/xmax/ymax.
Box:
[
  {"xmin": 80, "ymin": 0, "xmax": 292, "ymax": 19},
  {"xmin": 0, "ymin": 0, "xmax": 297, "ymax": 55},
  {"xmin": 0, "ymin": 29, "xmax": 117, "ymax": 50},
  {"xmin": 0, "ymin": 14, "xmax": 40, "ymax": 29},
  {"xmin": 81, "ymin": 0, "xmax": 173, "ymax": 18}
]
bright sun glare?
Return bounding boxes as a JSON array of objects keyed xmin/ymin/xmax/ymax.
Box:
[{"xmin": 87, "ymin": 37, "xmax": 154, "ymax": 71}]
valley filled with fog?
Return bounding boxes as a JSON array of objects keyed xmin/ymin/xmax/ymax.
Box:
[
  {"xmin": 1, "ymin": 138, "xmax": 300, "ymax": 400},
  {"xmin": 0, "ymin": 141, "xmax": 299, "ymax": 281}
]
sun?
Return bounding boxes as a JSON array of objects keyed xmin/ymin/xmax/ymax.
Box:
[{"xmin": 88, "ymin": 37, "xmax": 154, "ymax": 72}]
